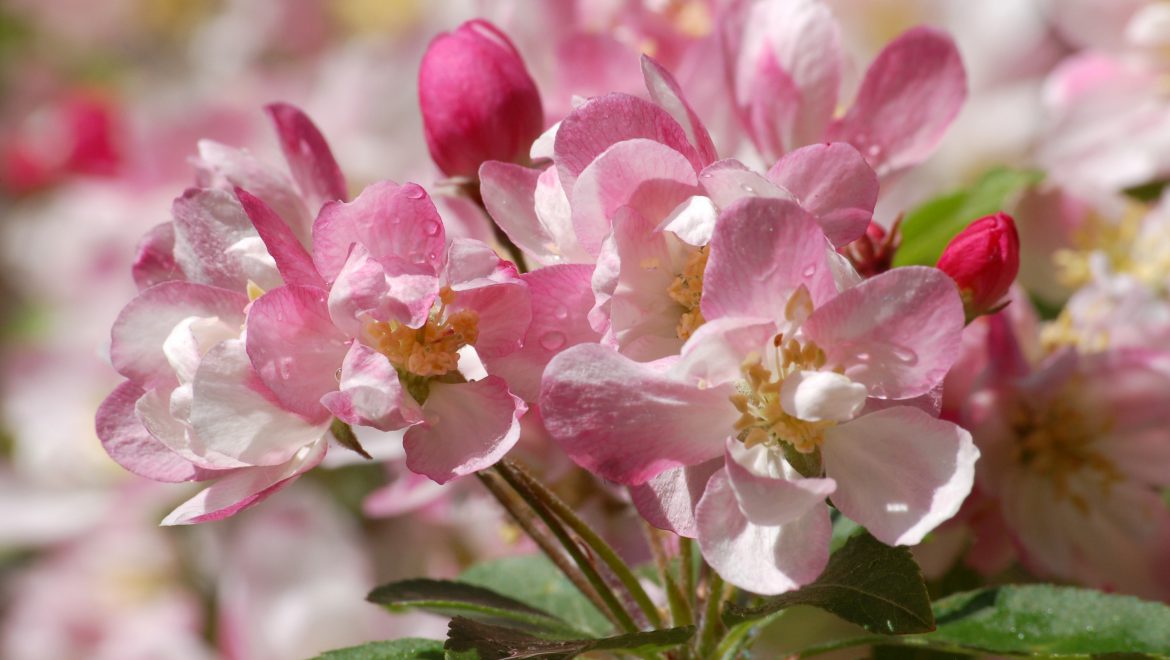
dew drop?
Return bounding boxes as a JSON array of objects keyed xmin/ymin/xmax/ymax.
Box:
[
  {"xmin": 700, "ymin": 172, "xmax": 714, "ymax": 180},
  {"xmin": 278, "ymin": 357, "xmax": 294, "ymax": 380},
  {"xmin": 856, "ymin": 352, "xmax": 871, "ymax": 362},
  {"xmin": 801, "ymin": 263, "xmax": 817, "ymax": 278},
  {"xmin": 404, "ymin": 186, "xmax": 425, "ymax": 200},
  {"xmin": 553, "ymin": 304, "xmax": 569, "ymax": 320},
  {"xmin": 334, "ymin": 367, "xmax": 343, "ymax": 382},
  {"xmin": 539, "ymin": 331, "xmax": 567, "ymax": 351},
  {"xmin": 740, "ymin": 183, "xmax": 756, "ymax": 194},
  {"xmin": 424, "ymin": 220, "xmax": 441, "ymax": 236},
  {"xmin": 891, "ymin": 345, "xmax": 918, "ymax": 365},
  {"xmin": 866, "ymin": 144, "xmax": 882, "ymax": 158}
]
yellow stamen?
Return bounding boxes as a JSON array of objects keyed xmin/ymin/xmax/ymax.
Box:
[
  {"xmin": 668, "ymin": 246, "xmax": 709, "ymax": 340},
  {"xmin": 730, "ymin": 337, "xmax": 834, "ymax": 455},
  {"xmin": 367, "ymin": 287, "xmax": 479, "ymax": 378}
]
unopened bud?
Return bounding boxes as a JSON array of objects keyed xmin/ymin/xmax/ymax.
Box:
[
  {"xmin": 418, "ymin": 20, "xmax": 543, "ymax": 179},
  {"xmin": 936, "ymin": 212, "xmax": 1019, "ymax": 322}
]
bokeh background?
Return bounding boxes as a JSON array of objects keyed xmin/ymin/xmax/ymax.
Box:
[{"xmin": 0, "ymin": 1, "xmax": 1156, "ymax": 657}]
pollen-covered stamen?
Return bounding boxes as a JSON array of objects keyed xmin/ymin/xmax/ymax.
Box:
[
  {"xmin": 729, "ymin": 333, "xmax": 835, "ymax": 455},
  {"xmin": 1009, "ymin": 384, "xmax": 1120, "ymax": 512},
  {"xmin": 667, "ymin": 246, "xmax": 709, "ymax": 340},
  {"xmin": 367, "ymin": 287, "xmax": 479, "ymax": 378}
]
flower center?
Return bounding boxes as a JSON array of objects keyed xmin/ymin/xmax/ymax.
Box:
[
  {"xmin": 730, "ymin": 334, "xmax": 833, "ymax": 456},
  {"xmin": 367, "ymin": 287, "xmax": 479, "ymax": 379},
  {"xmin": 667, "ymin": 246, "xmax": 708, "ymax": 340},
  {"xmin": 1009, "ymin": 384, "xmax": 1120, "ymax": 512}
]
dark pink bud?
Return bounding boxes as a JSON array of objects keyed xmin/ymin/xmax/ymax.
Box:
[
  {"xmin": 936, "ymin": 212, "xmax": 1020, "ymax": 321},
  {"xmin": 418, "ymin": 20, "xmax": 543, "ymax": 179}
]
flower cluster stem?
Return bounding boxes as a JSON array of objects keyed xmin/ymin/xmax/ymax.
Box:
[
  {"xmin": 644, "ymin": 522, "xmax": 693, "ymax": 627},
  {"xmin": 474, "ymin": 470, "xmax": 624, "ymax": 630},
  {"xmin": 696, "ymin": 570, "xmax": 726, "ymax": 658}
]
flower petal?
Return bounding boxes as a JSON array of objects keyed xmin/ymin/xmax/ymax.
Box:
[
  {"xmin": 803, "ymin": 266, "xmax": 964, "ymax": 399},
  {"xmin": 265, "ymin": 102, "xmax": 347, "ymax": 212},
  {"xmin": 327, "ymin": 243, "xmax": 439, "ymax": 333},
  {"xmin": 629, "ymin": 459, "xmax": 722, "ymax": 538},
  {"xmin": 321, "ymin": 342, "xmax": 422, "ymax": 431},
  {"xmin": 725, "ymin": 441, "xmax": 836, "ymax": 526},
  {"xmin": 111, "ymin": 281, "xmax": 247, "ymax": 388},
  {"xmin": 766, "ymin": 142, "xmax": 876, "ymax": 247},
  {"xmin": 311, "ymin": 181, "xmax": 445, "ymax": 283},
  {"xmin": 246, "ymin": 284, "xmax": 348, "ymax": 422},
  {"xmin": 554, "ymin": 93, "xmax": 701, "ymax": 194},
  {"xmin": 403, "ymin": 376, "xmax": 525, "ymax": 483},
  {"xmin": 826, "ymin": 27, "xmax": 966, "ymax": 176},
  {"xmin": 822, "ymin": 406, "xmax": 978, "ymax": 546},
  {"xmin": 571, "ymin": 138, "xmax": 700, "ymax": 256},
  {"xmin": 172, "ymin": 187, "xmax": 273, "ymax": 291},
  {"xmin": 190, "ymin": 340, "xmax": 331, "ymax": 467},
  {"xmin": 780, "ymin": 370, "xmax": 868, "ymax": 423},
  {"xmin": 96, "ymin": 380, "xmax": 206, "ymax": 483},
  {"xmin": 131, "ymin": 222, "xmax": 181, "ymax": 291},
  {"xmin": 161, "ymin": 438, "xmax": 326, "ymax": 525},
  {"xmin": 541, "ymin": 344, "xmax": 736, "ymax": 484},
  {"xmin": 701, "ymin": 197, "xmax": 836, "ymax": 322},
  {"xmin": 671, "ymin": 316, "xmax": 778, "ymax": 388},
  {"xmin": 235, "ymin": 187, "xmax": 326, "ymax": 288},
  {"xmin": 641, "ymin": 55, "xmax": 718, "ymax": 166},
  {"xmin": 696, "ymin": 468, "xmax": 831, "ymax": 595}
]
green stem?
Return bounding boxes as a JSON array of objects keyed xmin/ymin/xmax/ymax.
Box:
[
  {"xmin": 679, "ymin": 538, "xmax": 697, "ymax": 612},
  {"xmin": 644, "ymin": 523, "xmax": 693, "ymax": 627},
  {"xmin": 500, "ymin": 459, "xmax": 665, "ymax": 629},
  {"xmin": 491, "ymin": 465, "xmax": 640, "ymax": 633},
  {"xmin": 473, "ymin": 471, "xmax": 620, "ymax": 630},
  {"xmin": 696, "ymin": 570, "xmax": 726, "ymax": 658}
]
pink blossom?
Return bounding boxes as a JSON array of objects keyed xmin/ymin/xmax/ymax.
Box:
[
  {"xmin": 96, "ymin": 104, "xmax": 347, "ymax": 524},
  {"xmin": 541, "ymin": 197, "xmax": 976, "ymax": 594},
  {"xmin": 937, "ymin": 212, "xmax": 1020, "ymax": 321},
  {"xmin": 723, "ymin": 0, "xmax": 967, "ymax": 175}
]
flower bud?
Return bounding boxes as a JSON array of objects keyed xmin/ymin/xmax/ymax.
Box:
[
  {"xmin": 418, "ymin": 19, "xmax": 543, "ymax": 179},
  {"xmin": 936, "ymin": 212, "xmax": 1020, "ymax": 322}
]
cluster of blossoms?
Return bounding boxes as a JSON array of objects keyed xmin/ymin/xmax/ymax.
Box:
[
  {"xmin": 96, "ymin": 1, "xmax": 988, "ymax": 599},
  {"xmin": 80, "ymin": 2, "xmax": 1170, "ymax": 648}
]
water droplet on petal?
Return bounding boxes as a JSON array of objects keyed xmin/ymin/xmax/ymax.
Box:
[
  {"xmin": 424, "ymin": 220, "xmax": 441, "ymax": 236},
  {"xmin": 801, "ymin": 263, "xmax": 817, "ymax": 278},
  {"xmin": 278, "ymin": 357, "xmax": 294, "ymax": 380},
  {"xmin": 539, "ymin": 331, "xmax": 566, "ymax": 351},
  {"xmin": 334, "ymin": 368, "xmax": 343, "ymax": 382},
  {"xmin": 891, "ymin": 345, "xmax": 918, "ymax": 365},
  {"xmin": 553, "ymin": 304, "xmax": 569, "ymax": 320},
  {"xmin": 856, "ymin": 352, "xmax": 871, "ymax": 362},
  {"xmin": 404, "ymin": 186, "xmax": 425, "ymax": 200},
  {"xmin": 740, "ymin": 184, "xmax": 755, "ymax": 194}
]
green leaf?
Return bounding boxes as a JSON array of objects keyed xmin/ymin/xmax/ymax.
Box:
[
  {"xmin": 829, "ymin": 510, "xmax": 863, "ymax": 553},
  {"xmin": 331, "ymin": 419, "xmax": 372, "ymax": 459},
  {"xmin": 459, "ymin": 555, "xmax": 613, "ymax": 637},
  {"xmin": 367, "ymin": 579, "xmax": 579, "ymax": 637},
  {"xmin": 313, "ymin": 638, "xmax": 445, "ymax": 659},
  {"xmin": 724, "ymin": 531, "xmax": 934, "ymax": 635},
  {"xmin": 909, "ymin": 585, "xmax": 1170, "ymax": 657},
  {"xmin": 893, "ymin": 167, "xmax": 1042, "ymax": 267},
  {"xmin": 444, "ymin": 617, "xmax": 694, "ymax": 660},
  {"xmin": 1122, "ymin": 179, "xmax": 1168, "ymax": 203}
]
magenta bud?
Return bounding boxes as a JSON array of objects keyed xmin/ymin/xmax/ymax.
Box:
[
  {"xmin": 936, "ymin": 212, "xmax": 1020, "ymax": 321},
  {"xmin": 418, "ymin": 19, "xmax": 544, "ymax": 179}
]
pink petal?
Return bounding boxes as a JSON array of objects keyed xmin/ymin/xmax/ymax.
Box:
[
  {"xmin": 725, "ymin": 441, "xmax": 836, "ymax": 526},
  {"xmin": 161, "ymin": 437, "xmax": 327, "ymax": 525},
  {"xmin": 246, "ymin": 285, "xmax": 348, "ymax": 422},
  {"xmin": 131, "ymin": 222, "xmax": 182, "ymax": 291},
  {"xmin": 96, "ymin": 381, "xmax": 204, "ymax": 483},
  {"xmin": 630, "ymin": 459, "xmax": 723, "ymax": 538},
  {"xmin": 321, "ymin": 342, "xmax": 422, "ymax": 431},
  {"xmin": 822, "ymin": 406, "xmax": 978, "ymax": 546},
  {"xmin": 193, "ymin": 140, "xmax": 313, "ymax": 243},
  {"xmin": 327, "ymin": 243, "xmax": 439, "ymax": 333},
  {"xmin": 701, "ymin": 197, "xmax": 836, "ymax": 322},
  {"xmin": 403, "ymin": 376, "xmax": 525, "ymax": 483},
  {"xmin": 696, "ymin": 468, "xmax": 831, "ymax": 595},
  {"xmin": 826, "ymin": 27, "xmax": 966, "ymax": 175},
  {"xmin": 726, "ymin": 0, "xmax": 842, "ymax": 158},
  {"xmin": 570, "ymin": 138, "xmax": 700, "ymax": 256},
  {"xmin": 641, "ymin": 55, "xmax": 718, "ymax": 166},
  {"xmin": 554, "ymin": 93, "xmax": 701, "ymax": 194},
  {"xmin": 696, "ymin": 159, "xmax": 792, "ymax": 209},
  {"xmin": 672, "ymin": 317, "xmax": 778, "ymax": 388},
  {"xmin": 265, "ymin": 102, "xmax": 347, "ymax": 211},
  {"xmin": 311, "ymin": 181, "xmax": 445, "ymax": 283},
  {"xmin": 448, "ymin": 282, "xmax": 530, "ymax": 360},
  {"xmin": 803, "ymin": 266, "xmax": 964, "ymax": 399},
  {"xmin": 362, "ymin": 470, "xmax": 447, "ymax": 518},
  {"xmin": 111, "ymin": 281, "xmax": 247, "ymax": 388},
  {"xmin": 482, "ymin": 264, "xmax": 600, "ymax": 402},
  {"xmin": 171, "ymin": 187, "xmax": 261, "ymax": 291},
  {"xmin": 478, "ymin": 161, "xmax": 554, "ymax": 263},
  {"xmin": 190, "ymin": 340, "xmax": 331, "ymax": 467},
  {"xmin": 540, "ymin": 344, "xmax": 736, "ymax": 484},
  {"xmin": 765, "ymin": 142, "xmax": 876, "ymax": 247},
  {"xmin": 443, "ymin": 237, "xmax": 521, "ymax": 288},
  {"xmin": 235, "ymin": 187, "xmax": 326, "ymax": 288}
]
